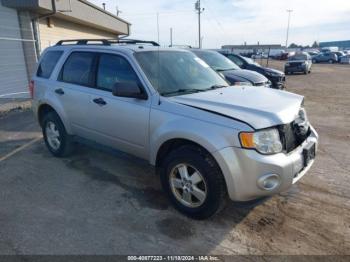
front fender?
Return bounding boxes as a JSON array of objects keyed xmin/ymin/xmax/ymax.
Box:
[{"xmin": 149, "ymin": 113, "xmax": 242, "ymax": 165}]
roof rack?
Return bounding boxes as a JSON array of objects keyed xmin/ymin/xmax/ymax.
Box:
[
  {"xmin": 109, "ymin": 39, "xmax": 160, "ymax": 46},
  {"xmin": 56, "ymin": 39, "xmax": 112, "ymax": 46},
  {"xmin": 56, "ymin": 39, "xmax": 160, "ymax": 47}
]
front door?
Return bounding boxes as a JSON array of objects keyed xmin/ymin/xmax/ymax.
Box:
[{"xmin": 85, "ymin": 53, "xmax": 151, "ymax": 159}]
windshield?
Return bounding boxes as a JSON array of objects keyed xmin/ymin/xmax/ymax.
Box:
[
  {"xmin": 192, "ymin": 50, "xmax": 240, "ymax": 71},
  {"xmin": 288, "ymin": 54, "xmax": 309, "ymax": 61},
  {"xmin": 288, "ymin": 53, "xmax": 310, "ymax": 61},
  {"xmin": 135, "ymin": 51, "xmax": 229, "ymax": 97},
  {"xmin": 241, "ymin": 56, "xmax": 261, "ymax": 67}
]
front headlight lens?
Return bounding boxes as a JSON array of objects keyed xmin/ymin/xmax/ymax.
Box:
[{"xmin": 240, "ymin": 128, "xmax": 283, "ymax": 154}]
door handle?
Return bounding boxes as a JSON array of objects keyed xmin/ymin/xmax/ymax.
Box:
[
  {"xmin": 93, "ymin": 98, "xmax": 107, "ymax": 106},
  {"xmin": 55, "ymin": 88, "xmax": 64, "ymax": 95}
]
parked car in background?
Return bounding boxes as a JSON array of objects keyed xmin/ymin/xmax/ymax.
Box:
[
  {"xmin": 219, "ymin": 52, "xmax": 286, "ymax": 89},
  {"xmin": 252, "ymin": 53, "xmax": 268, "ymax": 59},
  {"xmin": 307, "ymin": 51, "xmax": 319, "ymax": 59},
  {"xmin": 191, "ymin": 49, "xmax": 271, "ymax": 88},
  {"xmin": 268, "ymin": 49, "xmax": 285, "ymax": 59},
  {"xmin": 340, "ymin": 54, "xmax": 350, "ymax": 64},
  {"xmin": 278, "ymin": 52, "xmax": 289, "ymax": 60},
  {"xmin": 332, "ymin": 51, "xmax": 345, "ymax": 62},
  {"xmin": 285, "ymin": 52, "xmax": 312, "ymax": 75},
  {"xmin": 321, "ymin": 47, "xmax": 338, "ymax": 52},
  {"xmin": 312, "ymin": 52, "xmax": 338, "ymax": 63},
  {"xmin": 32, "ymin": 39, "xmax": 318, "ymax": 219}
]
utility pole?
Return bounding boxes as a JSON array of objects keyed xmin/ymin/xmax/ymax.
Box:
[
  {"xmin": 157, "ymin": 13, "xmax": 160, "ymax": 45},
  {"xmin": 285, "ymin": 9, "xmax": 293, "ymax": 49},
  {"xmin": 116, "ymin": 6, "xmax": 122, "ymax": 16},
  {"xmin": 170, "ymin": 28, "xmax": 173, "ymax": 47},
  {"xmin": 195, "ymin": 0, "xmax": 204, "ymax": 48}
]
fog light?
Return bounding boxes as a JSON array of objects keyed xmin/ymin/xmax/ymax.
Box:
[{"xmin": 257, "ymin": 174, "xmax": 280, "ymax": 191}]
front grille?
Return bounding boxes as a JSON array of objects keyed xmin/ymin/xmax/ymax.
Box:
[
  {"xmin": 289, "ymin": 62, "xmax": 303, "ymax": 67},
  {"xmin": 278, "ymin": 121, "xmax": 310, "ymax": 153},
  {"xmin": 280, "ymin": 76, "xmax": 286, "ymax": 82}
]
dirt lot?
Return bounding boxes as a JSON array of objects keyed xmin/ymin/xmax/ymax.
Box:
[{"xmin": 0, "ymin": 61, "xmax": 349, "ymax": 255}]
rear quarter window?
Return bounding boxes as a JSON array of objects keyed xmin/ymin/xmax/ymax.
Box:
[{"xmin": 37, "ymin": 51, "xmax": 63, "ymax": 79}]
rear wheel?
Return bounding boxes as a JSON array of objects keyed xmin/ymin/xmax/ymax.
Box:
[
  {"xmin": 160, "ymin": 145, "xmax": 227, "ymax": 219},
  {"xmin": 328, "ymin": 59, "xmax": 333, "ymax": 64},
  {"xmin": 42, "ymin": 112, "xmax": 73, "ymax": 157}
]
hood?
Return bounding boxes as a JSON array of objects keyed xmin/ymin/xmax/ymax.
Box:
[
  {"xmin": 169, "ymin": 86, "xmax": 303, "ymax": 129},
  {"xmin": 222, "ymin": 69, "xmax": 268, "ymax": 85},
  {"xmin": 264, "ymin": 67, "xmax": 284, "ymax": 75},
  {"xmin": 287, "ymin": 60, "xmax": 306, "ymax": 63}
]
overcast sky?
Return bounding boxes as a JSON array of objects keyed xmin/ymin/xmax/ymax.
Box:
[{"xmin": 89, "ymin": 0, "xmax": 350, "ymax": 48}]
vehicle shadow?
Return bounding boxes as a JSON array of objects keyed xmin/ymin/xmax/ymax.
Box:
[
  {"xmin": 40, "ymin": 140, "xmax": 268, "ymax": 254},
  {"xmin": 0, "ymin": 111, "xmax": 274, "ymax": 254}
]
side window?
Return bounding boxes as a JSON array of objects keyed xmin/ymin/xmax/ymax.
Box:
[
  {"xmin": 97, "ymin": 54, "xmax": 139, "ymax": 91},
  {"xmin": 37, "ymin": 51, "xmax": 63, "ymax": 78},
  {"xmin": 60, "ymin": 52, "xmax": 95, "ymax": 86},
  {"xmin": 229, "ymin": 55, "xmax": 244, "ymax": 67}
]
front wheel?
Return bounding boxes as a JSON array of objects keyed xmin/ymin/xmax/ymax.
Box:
[
  {"xmin": 160, "ymin": 145, "xmax": 227, "ymax": 219},
  {"xmin": 42, "ymin": 112, "xmax": 73, "ymax": 157}
]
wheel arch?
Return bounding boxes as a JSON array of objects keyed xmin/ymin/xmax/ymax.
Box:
[
  {"xmin": 37, "ymin": 103, "xmax": 72, "ymax": 134},
  {"xmin": 155, "ymin": 138, "xmax": 212, "ymax": 168}
]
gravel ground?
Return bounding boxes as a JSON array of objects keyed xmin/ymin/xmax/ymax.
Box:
[{"xmin": 0, "ymin": 61, "xmax": 349, "ymax": 255}]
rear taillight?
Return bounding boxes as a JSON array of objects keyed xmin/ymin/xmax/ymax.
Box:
[{"xmin": 29, "ymin": 80, "xmax": 34, "ymax": 99}]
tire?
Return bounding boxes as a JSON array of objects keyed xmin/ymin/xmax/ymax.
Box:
[
  {"xmin": 312, "ymin": 59, "xmax": 316, "ymax": 63},
  {"xmin": 42, "ymin": 111, "xmax": 73, "ymax": 157},
  {"xmin": 328, "ymin": 59, "xmax": 333, "ymax": 64},
  {"xmin": 304, "ymin": 70, "xmax": 308, "ymax": 75},
  {"xmin": 160, "ymin": 145, "xmax": 227, "ymax": 219}
]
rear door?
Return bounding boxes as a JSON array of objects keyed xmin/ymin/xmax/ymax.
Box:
[
  {"xmin": 85, "ymin": 52, "xmax": 151, "ymax": 159},
  {"xmin": 55, "ymin": 51, "xmax": 97, "ymax": 135}
]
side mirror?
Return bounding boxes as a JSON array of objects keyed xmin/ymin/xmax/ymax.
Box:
[{"xmin": 112, "ymin": 82, "xmax": 147, "ymax": 100}]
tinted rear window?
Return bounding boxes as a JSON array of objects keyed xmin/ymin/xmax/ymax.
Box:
[
  {"xmin": 37, "ymin": 51, "xmax": 63, "ymax": 78},
  {"xmin": 60, "ymin": 52, "xmax": 95, "ymax": 86}
]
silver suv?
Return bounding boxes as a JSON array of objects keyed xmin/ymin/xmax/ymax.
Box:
[{"xmin": 31, "ymin": 39, "xmax": 318, "ymax": 219}]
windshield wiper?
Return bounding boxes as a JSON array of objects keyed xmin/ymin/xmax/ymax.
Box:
[
  {"xmin": 161, "ymin": 88, "xmax": 206, "ymax": 96},
  {"xmin": 208, "ymin": 84, "xmax": 227, "ymax": 90},
  {"xmin": 216, "ymin": 68, "xmax": 236, "ymax": 72}
]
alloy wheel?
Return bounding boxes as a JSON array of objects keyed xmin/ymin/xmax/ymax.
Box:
[
  {"xmin": 169, "ymin": 163, "xmax": 207, "ymax": 208},
  {"xmin": 45, "ymin": 121, "xmax": 61, "ymax": 151}
]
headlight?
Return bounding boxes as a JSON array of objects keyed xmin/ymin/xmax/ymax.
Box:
[
  {"xmin": 239, "ymin": 128, "xmax": 283, "ymax": 154},
  {"xmin": 233, "ymin": 81, "xmax": 253, "ymax": 86}
]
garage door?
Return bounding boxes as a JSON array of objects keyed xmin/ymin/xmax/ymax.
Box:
[{"xmin": 0, "ymin": 3, "xmax": 29, "ymax": 99}]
